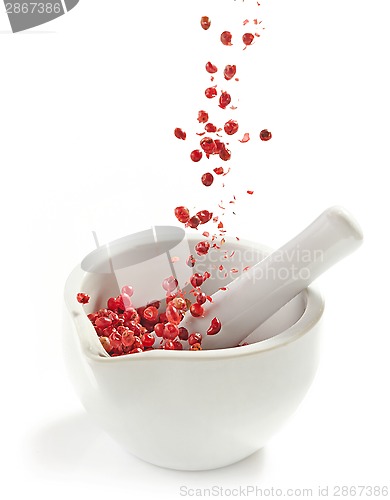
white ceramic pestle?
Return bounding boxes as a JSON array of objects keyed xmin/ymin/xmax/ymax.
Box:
[{"xmin": 182, "ymin": 206, "xmax": 363, "ymax": 350}]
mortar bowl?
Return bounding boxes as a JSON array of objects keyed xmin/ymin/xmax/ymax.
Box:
[{"xmin": 63, "ymin": 229, "xmax": 324, "ymax": 471}]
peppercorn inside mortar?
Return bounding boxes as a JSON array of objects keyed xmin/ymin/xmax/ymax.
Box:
[{"xmin": 77, "ymin": 271, "xmax": 222, "ymax": 356}]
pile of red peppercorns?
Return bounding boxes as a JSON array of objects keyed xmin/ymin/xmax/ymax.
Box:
[{"xmin": 77, "ymin": 270, "xmax": 221, "ymax": 356}]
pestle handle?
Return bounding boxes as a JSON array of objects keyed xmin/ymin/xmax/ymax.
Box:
[{"xmin": 183, "ymin": 206, "xmax": 363, "ymax": 350}]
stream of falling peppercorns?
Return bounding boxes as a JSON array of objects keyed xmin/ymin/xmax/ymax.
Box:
[{"xmin": 77, "ymin": 4, "xmax": 272, "ymax": 356}]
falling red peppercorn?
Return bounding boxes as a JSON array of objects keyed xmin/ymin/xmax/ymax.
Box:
[
  {"xmin": 195, "ymin": 240, "xmax": 210, "ymax": 256},
  {"xmin": 220, "ymin": 31, "xmax": 232, "ymax": 46},
  {"xmin": 196, "ymin": 292, "xmax": 207, "ymax": 305},
  {"xmin": 205, "ymin": 123, "xmax": 217, "ymax": 133},
  {"xmin": 190, "ymin": 303, "xmax": 204, "ymax": 318},
  {"xmin": 190, "ymin": 149, "xmax": 203, "ymax": 162},
  {"xmin": 188, "ymin": 215, "xmax": 201, "ymax": 229},
  {"xmin": 224, "ymin": 65, "xmax": 236, "ymax": 80},
  {"xmin": 200, "ymin": 137, "xmax": 216, "ymax": 154},
  {"xmin": 174, "ymin": 127, "xmax": 186, "ymax": 140},
  {"xmin": 207, "ymin": 317, "xmax": 222, "ymax": 335},
  {"xmin": 174, "ymin": 206, "xmax": 190, "ymax": 224},
  {"xmin": 196, "ymin": 210, "xmax": 213, "ymax": 224},
  {"xmin": 186, "ymin": 254, "xmax": 196, "ymax": 267},
  {"xmin": 219, "ymin": 91, "xmax": 231, "ymax": 109},
  {"xmin": 77, "ymin": 293, "xmax": 90, "ymax": 304},
  {"xmin": 205, "ymin": 87, "xmax": 218, "ymax": 99},
  {"xmin": 205, "ymin": 62, "xmax": 218, "ymax": 74},
  {"xmin": 224, "ymin": 119, "xmax": 239, "ymax": 135},
  {"xmin": 219, "ymin": 146, "xmax": 231, "ymax": 161},
  {"xmin": 197, "ymin": 110, "xmax": 209, "ymax": 123},
  {"xmin": 190, "ymin": 273, "xmax": 204, "ymax": 287},
  {"xmin": 200, "ymin": 16, "xmax": 211, "ymax": 30},
  {"xmin": 243, "ymin": 33, "xmax": 255, "ymax": 46},
  {"xmin": 260, "ymin": 129, "xmax": 272, "ymax": 141},
  {"xmin": 201, "ymin": 172, "xmax": 214, "ymax": 187},
  {"xmin": 213, "ymin": 167, "xmax": 224, "ymax": 175},
  {"xmin": 162, "ymin": 276, "xmax": 178, "ymax": 293}
]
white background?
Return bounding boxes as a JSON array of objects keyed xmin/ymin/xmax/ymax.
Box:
[{"xmin": 1, "ymin": 0, "xmax": 389, "ymax": 498}]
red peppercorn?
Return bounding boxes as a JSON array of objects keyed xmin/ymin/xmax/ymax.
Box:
[
  {"xmin": 205, "ymin": 123, "xmax": 217, "ymax": 133},
  {"xmin": 174, "ymin": 127, "xmax": 186, "ymax": 140},
  {"xmin": 95, "ymin": 316, "xmax": 112, "ymax": 330},
  {"xmin": 196, "ymin": 210, "xmax": 213, "ymax": 224},
  {"xmin": 260, "ymin": 129, "xmax": 272, "ymax": 141},
  {"xmin": 163, "ymin": 322, "xmax": 179, "ymax": 340},
  {"xmin": 205, "ymin": 61, "xmax": 218, "ymax": 74},
  {"xmin": 207, "ymin": 317, "xmax": 222, "ymax": 335},
  {"xmin": 122, "ymin": 330, "xmax": 135, "ymax": 347},
  {"xmin": 174, "ymin": 206, "xmax": 190, "ymax": 223},
  {"xmin": 88, "ymin": 313, "xmax": 97, "ymax": 323},
  {"xmin": 188, "ymin": 215, "xmax": 201, "ymax": 229},
  {"xmin": 213, "ymin": 167, "xmax": 224, "ymax": 175},
  {"xmin": 130, "ymin": 347, "xmax": 143, "ymax": 355},
  {"xmin": 107, "ymin": 297, "xmax": 118, "ymax": 311},
  {"xmin": 205, "ymin": 87, "xmax": 217, "ymax": 99},
  {"xmin": 162, "ymin": 276, "xmax": 178, "ymax": 292},
  {"xmin": 195, "ymin": 241, "xmax": 210, "ymax": 256},
  {"xmin": 166, "ymin": 304, "xmax": 182, "ymax": 325},
  {"xmin": 159, "ymin": 312, "xmax": 168, "ymax": 323},
  {"xmin": 188, "ymin": 333, "xmax": 203, "ymax": 346},
  {"xmin": 190, "ymin": 273, "xmax": 204, "ymax": 287},
  {"xmin": 121, "ymin": 285, "xmax": 134, "ymax": 297},
  {"xmin": 186, "ymin": 254, "xmax": 196, "ymax": 267},
  {"xmin": 220, "ymin": 31, "xmax": 232, "ymax": 46},
  {"xmin": 173, "ymin": 340, "xmax": 184, "ymax": 350},
  {"xmin": 243, "ymin": 33, "xmax": 255, "ymax": 46},
  {"xmin": 200, "ymin": 16, "xmax": 211, "ymax": 30},
  {"xmin": 163, "ymin": 340, "xmax": 175, "ymax": 350},
  {"xmin": 219, "ymin": 91, "xmax": 231, "ymax": 109},
  {"xmin": 132, "ymin": 336, "xmax": 143, "ymax": 350},
  {"xmin": 198, "ymin": 110, "xmax": 209, "ymax": 123},
  {"xmin": 141, "ymin": 333, "xmax": 155, "ymax": 347},
  {"xmin": 171, "ymin": 297, "xmax": 187, "ymax": 310},
  {"xmin": 224, "ymin": 65, "xmax": 237, "ymax": 80},
  {"xmin": 224, "ymin": 119, "xmax": 239, "ymax": 135},
  {"xmin": 200, "ymin": 137, "xmax": 216, "ymax": 154},
  {"xmin": 143, "ymin": 306, "xmax": 159, "ymax": 323},
  {"xmin": 154, "ymin": 323, "xmax": 165, "ymax": 337},
  {"xmin": 196, "ymin": 292, "xmax": 207, "ymax": 305},
  {"xmin": 214, "ymin": 140, "xmax": 224, "ymax": 152},
  {"xmin": 109, "ymin": 331, "xmax": 122, "ymax": 349},
  {"xmin": 190, "ymin": 149, "xmax": 203, "ymax": 162},
  {"xmin": 178, "ymin": 327, "xmax": 189, "ymax": 341},
  {"xmin": 100, "ymin": 336, "xmax": 112, "ymax": 353},
  {"xmin": 77, "ymin": 293, "xmax": 90, "ymax": 304},
  {"xmin": 190, "ymin": 303, "xmax": 204, "ymax": 317},
  {"xmin": 201, "ymin": 172, "xmax": 214, "ymax": 187},
  {"xmin": 219, "ymin": 146, "xmax": 231, "ymax": 161}
]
